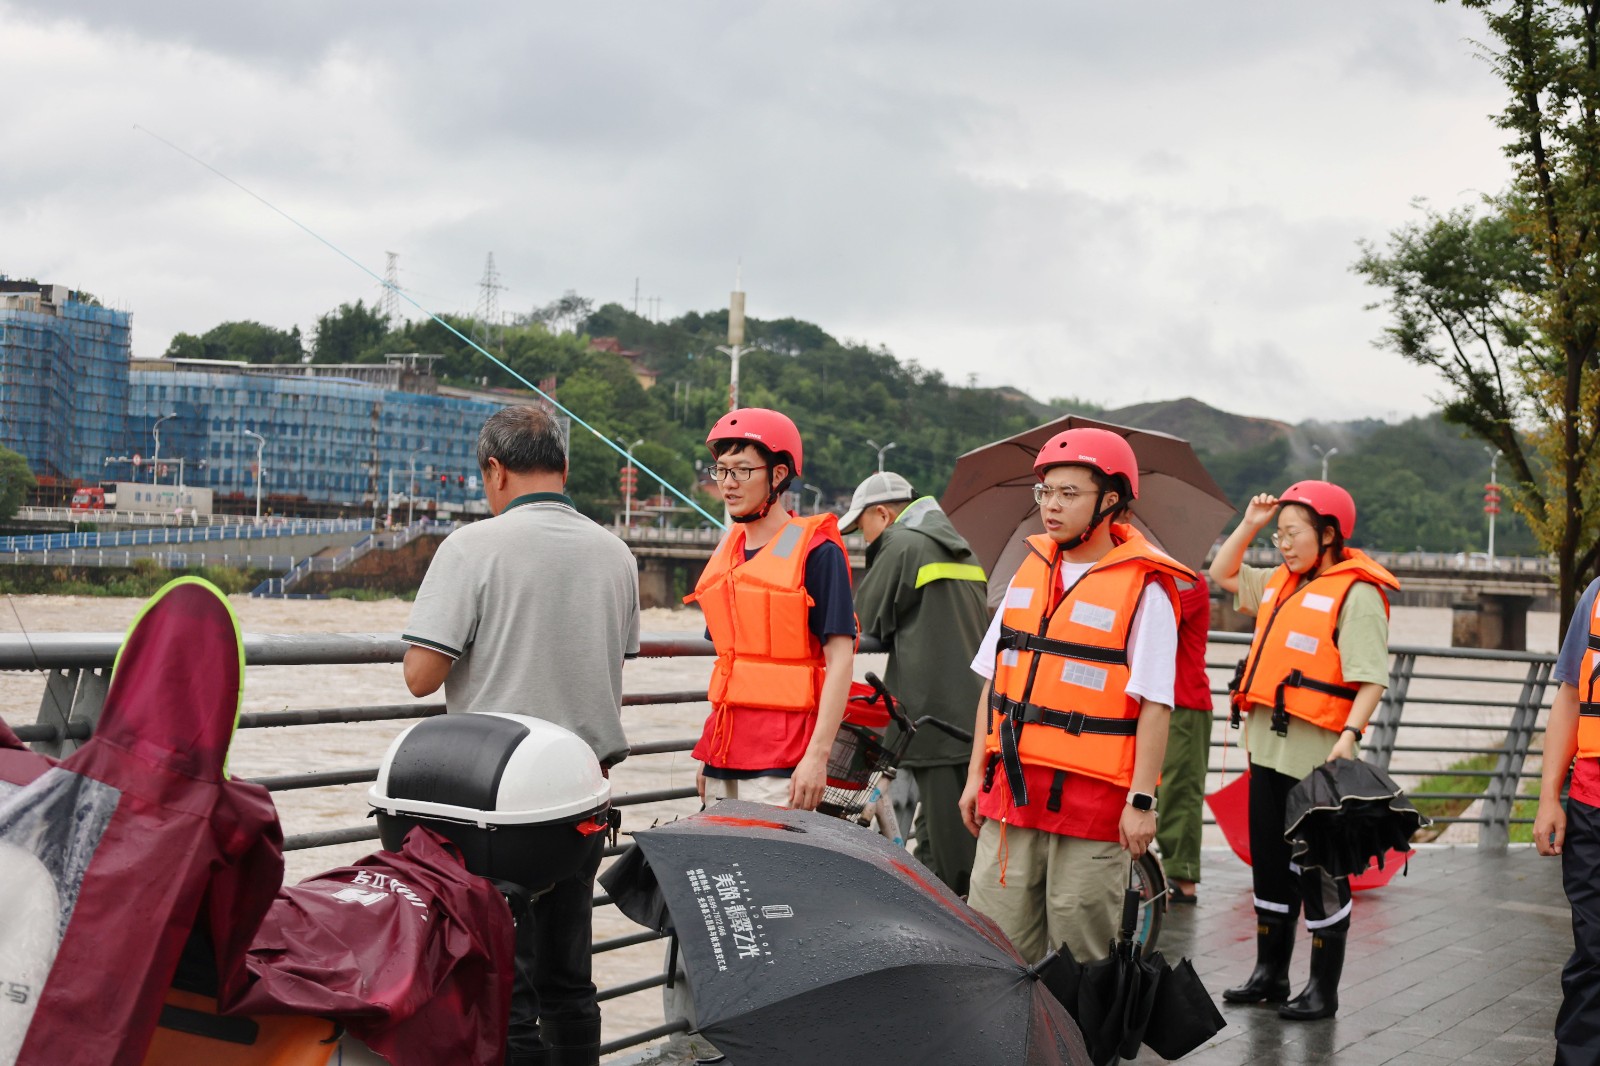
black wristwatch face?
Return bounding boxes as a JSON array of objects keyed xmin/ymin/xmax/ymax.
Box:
[{"xmin": 1129, "ymin": 792, "xmax": 1155, "ymax": 811}]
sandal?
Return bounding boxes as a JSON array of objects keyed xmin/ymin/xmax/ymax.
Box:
[{"xmin": 1168, "ymin": 883, "xmax": 1198, "ymax": 905}]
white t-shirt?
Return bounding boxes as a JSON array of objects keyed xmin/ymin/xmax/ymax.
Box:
[{"xmin": 970, "ymin": 561, "xmax": 1178, "ymax": 708}]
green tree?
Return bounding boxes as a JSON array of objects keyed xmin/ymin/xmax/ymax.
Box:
[
  {"xmin": 1358, "ymin": 1, "xmax": 1600, "ymax": 626},
  {"xmin": 165, "ymin": 320, "xmax": 304, "ymax": 364},
  {"xmin": 312, "ymin": 300, "xmax": 390, "ymax": 363},
  {"xmin": 0, "ymin": 446, "xmax": 35, "ymax": 523}
]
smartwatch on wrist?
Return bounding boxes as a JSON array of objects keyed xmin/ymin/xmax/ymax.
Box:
[
  {"xmin": 1126, "ymin": 790, "xmax": 1156, "ymax": 812},
  {"xmin": 1342, "ymin": 726, "xmax": 1363, "ymax": 740}
]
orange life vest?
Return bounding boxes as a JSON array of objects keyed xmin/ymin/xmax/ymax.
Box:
[
  {"xmin": 685, "ymin": 512, "xmax": 846, "ymax": 716},
  {"xmin": 1575, "ymin": 591, "xmax": 1600, "ymax": 759},
  {"xmin": 986, "ymin": 525, "xmax": 1193, "ymax": 803},
  {"xmin": 1229, "ymin": 550, "xmax": 1399, "ymax": 735}
]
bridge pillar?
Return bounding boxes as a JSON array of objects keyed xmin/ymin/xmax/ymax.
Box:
[
  {"xmin": 1452, "ymin": 592, "xmax": 1532, "ymax": 652},
  {"xmin": 638, "ymin": 557, "xmax": 676, "ymax": 611}
]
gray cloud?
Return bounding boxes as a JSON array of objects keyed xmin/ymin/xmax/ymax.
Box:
[{"xmin": 0, "ymin": 0, "xmax": 1510, "ymax": 422}]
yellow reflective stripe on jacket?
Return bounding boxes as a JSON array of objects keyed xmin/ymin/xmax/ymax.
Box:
[{"xmin": 914, "ymin": 561, "xmax": 987, "ymax": 588}]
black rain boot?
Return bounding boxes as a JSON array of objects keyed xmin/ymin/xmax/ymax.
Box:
[
  {"xmin": 1278, "ymin": 932, "xmax": 1346, "ymax": 1021},
  {"xmin": 544, "ymin": 1017, "xmax": 601, "ymax": 1066},
  {"xmin": 1223, "ymin": 914, "xmax": 1295, "ymax": 1004}
]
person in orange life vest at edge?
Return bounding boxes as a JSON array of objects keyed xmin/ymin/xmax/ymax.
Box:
[
  {"xmin": 1210, "ymin": 481, "xmax": 1397, "ymax": 1022},
  {"xmin": 1533, "ymin": 571, "xmax": 1600, "ymax": 1063},
  {"xmin": 956, "ymin": 427, "xmax": 1192, "ymax": 965},
  {"xmin": 685, "ymin": 408, "xmax": 857, "ymax": 811}
]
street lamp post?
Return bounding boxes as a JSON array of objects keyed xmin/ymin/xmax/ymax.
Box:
[
  {"xmin": 1312, "ymin": 444, "xmax": 1339, "ymax": 482},
  {"xmin": 865, "ymin": 439, "xmax": 898, "ymax": 474},
  {"xmin": 714, "ymin": 266, "xmax": 749, "ymax": 413},
  {"xmin": 1485, "ymin": 447, "xmax": 1502, "ymax": 564},
  {"xmin": 803, "ymin": 483, "xmax": 823, "ymax": 514},
  {"xmin": 621, "ymin": 438, "xmax": 644, "ymax": 527},
  {"xmin": 241, "ymin": 430, "xmax": 266, "ymax": 521},
  {"xmin": 151, "ymin": 413, "xmax": 177, "ymax": 484}
]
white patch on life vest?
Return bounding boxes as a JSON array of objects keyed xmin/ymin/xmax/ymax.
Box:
[
  {"xmin": 1302, "ymin": 593, "xmax": 1336, "ymax": 613},
  {"xmin": 1061, "ymin": 661, "xmax": 1109, "ymax": 691},
  {"xmin": 1260, "ymin": 586, "xmax": 1277, "ymax": 603},
  {"xmin": 1069, "ymin": 601, "xmax": 1117, "ymax": 632},
  {"xmin": 1285, "ymin": 631, "xmax": 1320, "ymax": 656},
  {"xmin": 1004, "ymin": 586, "xmax": 1034, "ymax": 610},
  {"xmin": 1001, "ymin": 648, "xmax": 1019, "ymax": 669}
]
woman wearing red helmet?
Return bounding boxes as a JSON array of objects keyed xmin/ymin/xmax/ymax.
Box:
[
  {"xmin": 684, "ymin": 408, "xmax": 857, "ymax": 813},
  {"xmin": 1210, "ymin": 480, "xmax": 1400, "ymax": 1021},
  {"xmin": 956, "ymin": 427, "xmax": 1195, "ymax": 966}
]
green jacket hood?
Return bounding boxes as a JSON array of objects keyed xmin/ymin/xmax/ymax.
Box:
[{"xmin": 877, "ymin": 496, "xmax": 972, "ymax": 559}]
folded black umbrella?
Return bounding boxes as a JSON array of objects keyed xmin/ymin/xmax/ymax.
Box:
[
  {"xmin": 1285, "ymin": 759, "xmax": 1432, "ymax": 879},
  {"xmin": 601, "ymin": 800, "xmax": 1091, "ymax": 1066},
  {"xmin": 1036, "ymin": 868, "xmax": 1224, "ymax": 1065}
]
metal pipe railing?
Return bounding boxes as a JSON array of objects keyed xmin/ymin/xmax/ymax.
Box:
[{"xmin": 0, "ymin": 627, "xmax": 1558, "ymax": 1059}]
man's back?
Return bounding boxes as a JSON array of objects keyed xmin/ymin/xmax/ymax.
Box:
[{"xmin": 404, "ymin": 496, "xmax": 640, "ymax": 767}]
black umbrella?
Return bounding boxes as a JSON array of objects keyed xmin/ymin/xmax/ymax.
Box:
[
  {"xmin": 1285, "ymin": 759, "xmax": 1432, "ymax": 879},
  {"xmin": 1037, "ymin": 867, "xmax": 1225, "ymax": 1066},
  {"xmin": 600, "ymin": 800, "xmax": 1092, "ymax": 1066}
]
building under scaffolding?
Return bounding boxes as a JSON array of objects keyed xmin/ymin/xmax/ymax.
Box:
[
  {"xmin": 0, "ymin": 282, "xmax": 131, "ymax": 484},
  {"xmin": 127, "ymin": 356, "xmax": 563, "ymax": 513}
]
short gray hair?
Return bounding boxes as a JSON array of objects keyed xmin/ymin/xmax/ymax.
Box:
[{"xmin": 477, "ymin": 405, "xmax": 566, "ymax": 475}]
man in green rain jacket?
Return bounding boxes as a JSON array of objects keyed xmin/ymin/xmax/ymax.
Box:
[{"xmin": 841, "ymin": 473, "xmax": 989, "ymax": 895}]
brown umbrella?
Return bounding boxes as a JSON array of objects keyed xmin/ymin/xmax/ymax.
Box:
[{"xmin": 940, "ymin": 414, "xmax": 1235, "ymax": 607}]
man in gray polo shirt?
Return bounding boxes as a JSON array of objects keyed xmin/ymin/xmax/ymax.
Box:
[{"xmin": 402, "ymin": 404, "xmax": 639, "ymax": 1066}]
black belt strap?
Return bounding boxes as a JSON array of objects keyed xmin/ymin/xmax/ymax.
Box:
[
  {"xmin": 1227, "ymin": 658, "xmax": 1247, "ymax": 729},
  {"xmin": 1587, "ymin": 633, "xmax": 1600, "ymax": 651},
  {"xmin": 1046, "ymin": 770, "xmax": 1067, "ymax": 813},
  {"xmin": 1580, "ymin": 702, "xmax": 1600, "ymax": 718},
  {"xmin": 990, "ymin": 692, "xmax": 1140, "ymax": 808},
  {"xmin": 996, "ymin": 625, "xmax": 1129, "ymax": 666},
  {"xmin": 1271, "ymin": 669, "xmax": 1360, "ymax": 737}
]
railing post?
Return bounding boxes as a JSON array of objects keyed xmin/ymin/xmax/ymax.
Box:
[
  {"xmin": 1480, "ymin": 659, "xmax": 1553, "ymax": 851},
  {"xmin": 1365, "ymin": 651, "xmax": 1414, "ymax": 772},
  {"xmin": 31, "ymin": 667, "xmax": 109, "ymax": 758}
]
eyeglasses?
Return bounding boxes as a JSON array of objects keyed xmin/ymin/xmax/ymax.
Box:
[
  {"xmin": 1033, "ymin": 484, "xmax": 1090, "ymax": 506},
  {"xmin": 1270, "ymin": 527, "xmax": 1310, "ymax": 549},
  {"xmin": 711, "ymin": 464, "xmax": 768, "ymax": 483}
]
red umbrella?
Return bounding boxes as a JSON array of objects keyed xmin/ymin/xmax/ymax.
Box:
[{"xmin": 940, "ymin": 414, "xmax": 1235, "ymax": 605}]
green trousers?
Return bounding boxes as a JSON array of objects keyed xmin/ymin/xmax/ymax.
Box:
[
  {"xmin": 1155, "ymin": 708, "xmax": 1211, "ymax": 884},
  {"xmin": 909, "ymin": 763, "xmax": 977, "ymax": 897}
]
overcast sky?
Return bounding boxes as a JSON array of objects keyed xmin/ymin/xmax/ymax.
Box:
[{"xmin": 1, "ymin": 1, "xmax": 1511, "ymax": 422}]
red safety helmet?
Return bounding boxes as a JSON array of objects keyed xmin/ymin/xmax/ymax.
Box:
[
  {"xmin": 1279, "ymin": 480, "xmax": 1356, "ymax": 539},
  {"xmin": 1033, "ymin": 428, "xmax": 1139, "ymax": 499},
  {"xmin": 706, "ymin": 408, "xmax": 803, "ymax": 477}
]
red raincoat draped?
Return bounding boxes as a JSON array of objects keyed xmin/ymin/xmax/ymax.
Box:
[
  {"xmin": 222, "ymin": 827, "xmax": 516, "ymax": 1066},
  {"xmin": 0, "ymin": 577, "xmax": 284, "ymax": 1066}
]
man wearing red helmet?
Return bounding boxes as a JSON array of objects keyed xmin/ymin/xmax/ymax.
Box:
[
  {"xmin": 1210, "ymin": 480, "xmax": 1398, "ymax": 1022},
  {"xmin": 957, "ymin": 427, "xmax": 1193, "ymax": 965},
  {"xmin": 685, "ymin": 408, "xmax": 857, "ymax": 811}
]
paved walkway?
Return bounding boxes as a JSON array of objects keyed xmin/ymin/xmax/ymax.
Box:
[
  {"xmin": 1162, "ymin": 845, "xmax": 1567, "ymax": 1065},
  {"xmin": 618, "ymin": 845, "xmax": 1571, "ymax": 1065}
]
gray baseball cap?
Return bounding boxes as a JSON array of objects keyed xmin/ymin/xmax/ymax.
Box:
[{"xmin": 839, "ymin": 471, "xmax": 915, "ymax": 533}]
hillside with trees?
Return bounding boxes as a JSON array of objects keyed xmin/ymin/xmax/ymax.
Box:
[{"xmin": 161, "ymin": 297, "xmax": 1534, "ymax": 556}]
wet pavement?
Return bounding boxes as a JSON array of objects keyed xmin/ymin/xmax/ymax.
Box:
[
  {"xmin": 1115, "ymin": 845, "xmax": 1564, "ymax": 1065},
  {"xmin": 619, "ymin": 844, "xmax": 1570, "ymax": 1065}
]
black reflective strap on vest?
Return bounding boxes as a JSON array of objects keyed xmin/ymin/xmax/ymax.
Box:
[
  {"xmin": 1580, "ymin": 703, "xmax": 1600, "ymax": 717},
  {"xmin": 1227, "ymin": 658, "xmax": 1247, "ymax": 729},
  {"xmin": 996, "ymin": 625, "xmax": 1130, "ymax": 666},
  {"xmin": 1047, "ymin": 770, "xmax": 1067, "ymax": 813},
  {"xmin": 1270, "ymin": 669, "xmax": 1360, "ymax": 737},
  {"xmin": 990, "ymin": 691, "xmax": 1140, "ymax": 807}
]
